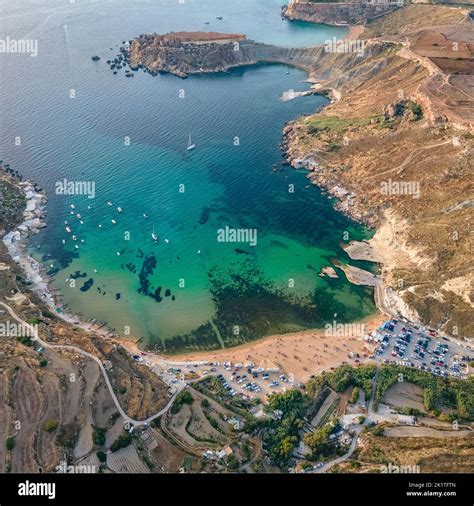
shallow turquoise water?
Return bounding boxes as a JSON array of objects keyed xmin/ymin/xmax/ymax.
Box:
[{"xmin": 0, "ymin": 0, "xmax": 375, "ymax": 351}]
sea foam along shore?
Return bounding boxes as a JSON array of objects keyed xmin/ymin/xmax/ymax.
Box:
[{"xmin": 2, "ymin": 178, "xmax": 114, "ymax": 338}]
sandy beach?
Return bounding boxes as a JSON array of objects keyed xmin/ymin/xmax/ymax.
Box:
[{"xmin": 125, "ymin": 312, "xmax": 386, "ymax": 383}]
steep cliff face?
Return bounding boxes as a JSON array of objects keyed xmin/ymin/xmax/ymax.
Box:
[
  {"xmin": 128, "ymin": 32, "xmax": 257, "ymax": 77},
  {"xmin": 283, "ymin": 1, "xmax": 400, "ymax": 26}
]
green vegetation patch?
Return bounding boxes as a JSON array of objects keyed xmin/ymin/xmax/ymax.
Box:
[
  {"xmin": 305, "ymin": 115, "xmax": 376, "ymax": 135},
  {"xmin": 304, "ymin": 421, "xmax": 344, "ymax": 461},
  {"xmin": 92, "ymin": 426, "xmax": 107, "ymax": 447},
  {"xmin": 259, "ymin": 390, "xmax": 309, "ymax": 468},
  {"xmin": 307, "ymin": 364, "xmax": 376, "ymax": 399},
  {"xmin": 375, "ymin": 365, "xmax": 474, "ymax": 421},
  {"xmin": 171, "ymin": 390, "xmax": 193, "ymax": 414},
  {"xmin": 43, "ymin": 419, "xmax": 59, "ymax": 432},
  {"xmin": 6, "ymin": 436, "xmax": 15, "ymax": 451},
  {"xmin": 110, "ymin": 433, "xmax": 132, "ymax": 452}
]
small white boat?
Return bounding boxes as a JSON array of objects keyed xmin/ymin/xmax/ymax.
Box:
[
  {"xmin": 111, "ymin": 219, "xmax": 117, "ymax": 224},
  {"xmin": 152, "ymin": 225, "xmax": 158, "ymax": 242},
  {"xmin": 65, "ymin": 226, "xmax": 72, "ymax": 233},
  {"xmin": 72, "ymin": 235, "xmax": 77, "ymax": 241},
  {"xmin": 64, "ymin": 220, "xmax": 68, "ymax": 225},
  {"xmin": 62, "ymin": 239, "xmax": 66, "ymax": 244},
  {"xmin": 70, "ymin": 204, "xmax": 75, "ymax": 209},
  {"xmin": 143, "ymin": 213, "xmax": 148, "ymax": 219},
  {"xmin": 80, "ymin": 220, "xmax": 84, "ymax": 225},
  {"xmin": 74, "ymin": 245, "xmax": 79, "ymax": 249},
  {"xmin": 116, "ymin": 251, "xmax": 121, "ymax": 256},
  {"xmin": 87, "ymin": 206, "xmax": 91, "ymax": 210},
  {"xmin": 77, "ymin": 213, "xmax": 81, "ymax": 219},
  {"xmin": 197, "ymin": 250, "xmax": 201, "ymax": 255},
  {"xmin": 107, "ymin": 201, "xmax": 113, "ymax": 206},
  {"xmin": 186, "ymin": 133, "xmax": 196, "ymax": 151},
  {"xmin": 98, "ymin": 224, "xmax": 103, "ymax": 228},
  {"xmin": 165, "ymin": 238, "xmax": 170, "ymax": 244},
  {"xmin": 117, "ymin": 207, "xmax": 123, "ymax": 213},
  {"xmin": 93, "ymin": 269, "xmax": 98, "ymax": 273},
  {"xmin": 80, "ymin": 239, "xmax": 85, "ymax": 243}
]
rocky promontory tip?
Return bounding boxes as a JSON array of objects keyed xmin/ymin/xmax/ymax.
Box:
[{"xmin": 126, "ymin": 31, "xmax": 253, "ymax": 78}]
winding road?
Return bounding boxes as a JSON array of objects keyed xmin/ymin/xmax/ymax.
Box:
[{"xmin": 0, "ymin": 300, "xmax": 181, "ymax": 427}]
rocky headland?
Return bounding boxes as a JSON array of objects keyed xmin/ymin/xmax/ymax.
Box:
[
  {"xmin": 282, "ymin": 0, "xmax": 400, "ymax": 26},
  {"xmin": 127, "ymin": 31, "xmax": 254, "ymax": 78},
  {"xmin": 118, "ymin": 29, "xmax": 392, "ymax": 79}
]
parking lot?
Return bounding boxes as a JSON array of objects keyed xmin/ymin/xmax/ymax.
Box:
[
  {"xmin": 212, "ymin": 362, "xmax": 298, "ymax": 401},
  {"xmin": 143, "ymin": 357, "xmax": 296, "ymax": 401},
  {"xmin": 368, "ymin": 318, "xmax": 473, "ymax": 378}
]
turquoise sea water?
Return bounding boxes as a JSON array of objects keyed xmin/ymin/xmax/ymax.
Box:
[{"xmin": 0, "ymin": 0, "xmax": 375, "ymax": 351}]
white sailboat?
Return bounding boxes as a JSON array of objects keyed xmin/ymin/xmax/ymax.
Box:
[
  {"xmin": 152, "ymin": 225, "xmax": 158, "ymax": 242},
  {"xmin": 186, "ymin": 133, "xmax": 196, "ymax": 151}
]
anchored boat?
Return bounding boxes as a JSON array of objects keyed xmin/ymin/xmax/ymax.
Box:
[{"xmin": 186, "ymin": 133, "xmax": 196, "ymax": 151}]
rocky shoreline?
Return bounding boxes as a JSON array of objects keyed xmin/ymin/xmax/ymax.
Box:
[
  {"xmin": 2, "ymin": 179, "xmax": 48, "ymax": 259},
  {"xmin": 0, "ymin": 169, "xmax": 116, "ymax": 339},
  {"xmin": 281, "ymin": 121, "xmax": 374, "ymax": 227},
  {"xmin": 280, "ymin": 122, "xmax": 420, "ymax": 324}
]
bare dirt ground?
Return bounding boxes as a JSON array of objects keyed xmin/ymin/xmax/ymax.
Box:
[
  {"xmin": 186, "ymin": 400, "xmax": 226, "ymax": 445},
  {"xmin": 74, "ymin": 360, "xmax": 100, "ymax": 459},
  {"xmin": 356, "ymin": 430, "xmax": 474, "ymax": 472},
  {"xmin": 105, "ymin": 416, "xmax": 126, "ymax": 449},
  {"xmin": 35, "ymin": 371, "xmax": 61, "ymax": 471},
  {"xmin": 93, "ymin": 381, "xmax": 117, "ymax": 427},
  {"xmin": 383, "ymin": 382, "xmax": 426, "ymax": 412},
  {"xmin": 9, "ymin": 361, "xmax": 42, "ymax": 473},
  {"xmin": 149, "ymin": 427, "xmax": 193, "ymax": 473},
  {"xmin": 107, "ymin": 443, "xmax": 150, "ymax": 473},
  {"xmin": 0, "ymin": 370, "xmax": 13, "ymax": 471},
  {"xmin": 384, "ymin": 426, "xmax": 472, "ymax": 438}
]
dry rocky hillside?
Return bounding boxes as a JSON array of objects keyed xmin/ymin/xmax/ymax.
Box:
[
  {"xmin": 283, "ymin": 4, "xmax": 473, "ymax": 337},
  {"xmin": 283, "ymin": 0, "xmax": 400, "ymax": 25},
  {"xmin": 337, "ymin": 429, "xmax": 474, "ymax": 473}
]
